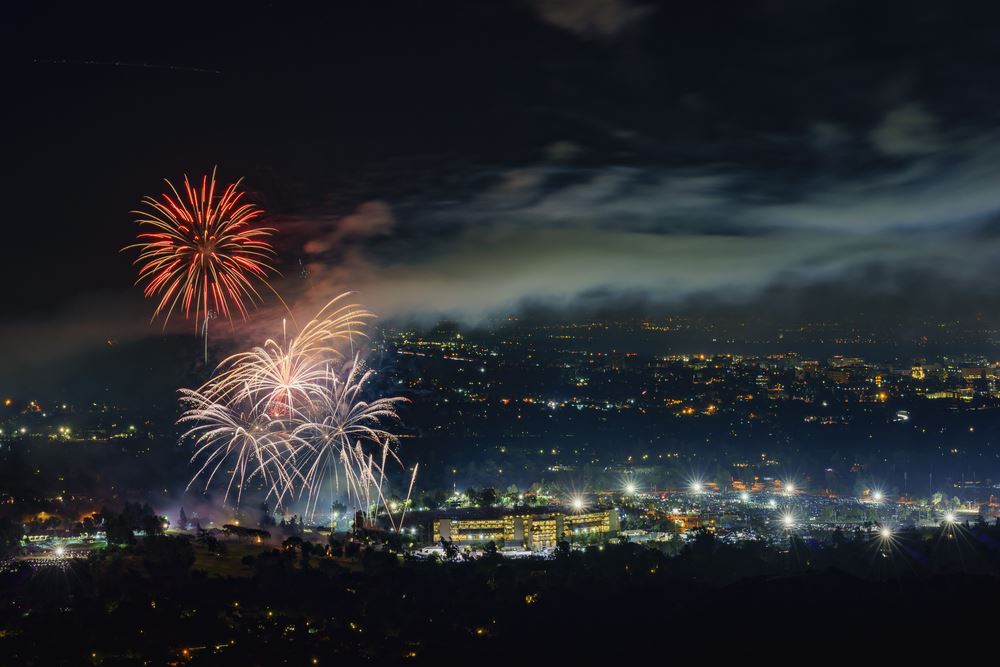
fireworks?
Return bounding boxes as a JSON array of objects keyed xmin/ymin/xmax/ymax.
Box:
[
  {"xmin": 179, "ymin": 295, "xmax": 414, "ymax": 526},
  {"xmin": 178, "ymin": 388, "xmax": 304, "ymax": 506},
  {"xmin": 201, "ymin": 299, "xmax": 373, "ymax": 418},
  {"xmin": 125, "ymin": 168, "xmax": 277, "ymax": 329},
  {"xmin": 291, "ymin": 360, "xmax": 407, "ymax": 518}
]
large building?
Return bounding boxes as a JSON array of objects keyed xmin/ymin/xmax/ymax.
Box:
[{"xmin": 399, "ymin": 506, "xmax": 619, "ymax": 551}]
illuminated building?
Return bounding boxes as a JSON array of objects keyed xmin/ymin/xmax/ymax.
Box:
[{"xmin": 400, "ymin": 507, "xmax": 619, "ymax": 551}]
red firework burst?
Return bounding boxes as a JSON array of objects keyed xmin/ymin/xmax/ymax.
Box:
[{"xmin": 125, "ymin": 168, "xmax": 278, "ymax": 329}]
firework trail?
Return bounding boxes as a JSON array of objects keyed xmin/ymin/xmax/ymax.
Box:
[
  {"xmin": 179, "ymin": 295, "xmax": 413, "ymax": 525},
  {"xmin": 289, "ymin": 359, "xmax": 407, "ymax": 520},
  {"xmin": 201, "ymin": 298, "xmax": 373, "ymax": 418},
  {"xmin": 124, "ymin": 167, "xmax": 278, "ymax": 331},
  {"xmin": 178, "ymin": 388, "xmax": 304, "ymax": 506}
]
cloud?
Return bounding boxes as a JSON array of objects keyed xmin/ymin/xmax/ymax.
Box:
[
  {"xmin": 870, "ymin": 103, "xmax": 943, "ymax": 157},
  {"xmin": 301, "ymin": 201, "xmax": 395, "ymax": 255},
  {"xmin": 285, "ymin": 123, "xmax": 1000, "ymax": 324},
  {"xmin": 528, "ymin": 0, "xmax": 654, "ymax": 39}
]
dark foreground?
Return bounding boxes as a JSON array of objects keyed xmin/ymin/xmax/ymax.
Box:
[{"xmin": 2, "ymin": 525, "xmax": 999, "ymax": 664}]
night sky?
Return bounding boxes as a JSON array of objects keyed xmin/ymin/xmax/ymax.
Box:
[{"xmin": 7, "ymin": 1, "xmax": 1000, "ymax": 392}]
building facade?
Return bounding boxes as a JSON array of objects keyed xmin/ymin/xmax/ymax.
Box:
[{"xmin": 417, "ymin": 507, "xmax": 619, "ymax": 551}]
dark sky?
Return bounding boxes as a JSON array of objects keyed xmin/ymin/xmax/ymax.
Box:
[{"xmin": 7, "ymin": 0, "xmax": 1000, "ymax": 390}]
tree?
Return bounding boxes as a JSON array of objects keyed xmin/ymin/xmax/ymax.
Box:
[
  {"xmin": 179, "ymin": 507, "xmax": 188, "ymax": 530},
  {"xmin": 328, "ymin": 536, "xmax": 344, "ymax": 557},
  {"xmin": 259, "ymin": 501, "xmax": 276, "ymax": 527},
  {"xmin": 330, "ymin": 500, "xmax": 347, "ymax": 526},
  {"xmin": 0, "ymin": 517, "xmax": 23, "ymax": 555},
  {"xmin": 106, "ymin": 515, "xmax": 135, "ymax": 546},
  {"xmin": 197, "ymin": 529, "xmax": 227, "ymax": 554},
  {"xmin": 478, "ymin": 488, "xmax": 498, "ymax": 507},
  {"xmin": 440, "ymin": 538, "xmax": 458, "ymax": 561},
  {"xmin": 142, "ymin": 514, "xmax": 164, "ymax": 536}
]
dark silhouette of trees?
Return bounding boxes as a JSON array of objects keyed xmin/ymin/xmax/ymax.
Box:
[{"xmin": 0, "ymin": 516, "xmax": 22, "ymax": 555}]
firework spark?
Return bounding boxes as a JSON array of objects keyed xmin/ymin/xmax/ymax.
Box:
[
  {"xmin": 290, "ymin": 359, "xmax": 407, "ymax": 519},
  {"xmin": 178, "ymin": 388, "xmax": 304, "ymax": 506},
  {"xmin": 179, "ymin": 295, "xmax": 413, "ymax": 525},
  {"xmin": 125, "ymin": 167, "xmax": 277, "ymax": 330},
  {"xmin": 202, "ymin": 298, "xmax": 373, "ymax": 418}
]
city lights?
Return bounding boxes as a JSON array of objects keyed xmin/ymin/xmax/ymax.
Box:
[{"xmin": 6, "ymin": 6, "xmax": 1000, "ymax": 661}]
